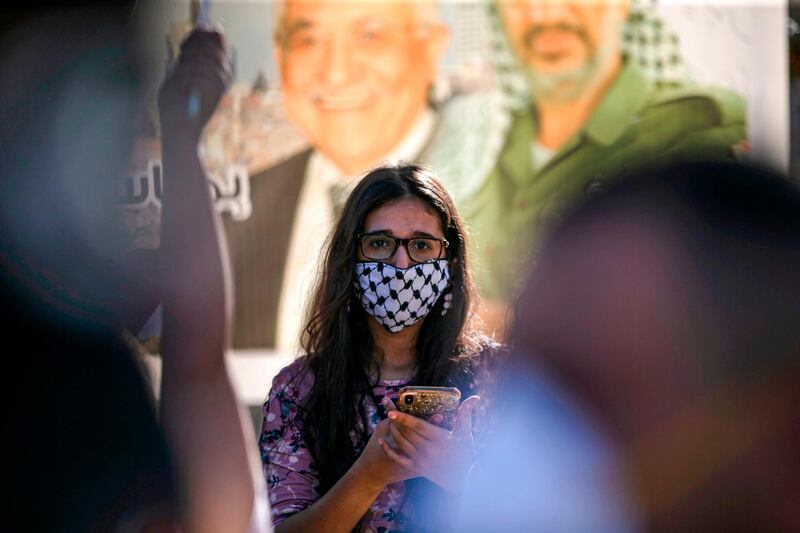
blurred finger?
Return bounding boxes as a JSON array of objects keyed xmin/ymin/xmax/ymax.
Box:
[
  {"xmin": 173, "ymin": 68, "xmax": 230, "ymax": 105},
  {"xmin": 181, "ymin": 28, "xmax": 225, "ymax": 52},
  {"xmin": 176, "ymin": 60, "xmax": 231, "ymax": 83},
  {"xmin": 454, "ymin": 395, "xmax": 481, "ymax": 435},
  {"xmin": 388, "ymin": 421, "xmax": 418, "ymax": 457},
  {"xmin": 379, "ymin": 438, "xmax": 413, "ymax": 469},
  {"xmin": 178, "ymin": 45, "xmax": 230, "ymax": 71},
  {"xmin": 179, "ymin": 36, "xmax": 225, "ymax": 56},
  {"xmin": 381, "ymin": 396, "xmax": 397, "ymax": 412},
  {"xmin": 388, "ymin": 410, "xmax": 448, "ymax": 441}
]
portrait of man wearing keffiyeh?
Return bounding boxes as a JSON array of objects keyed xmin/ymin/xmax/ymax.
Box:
[{"xmin": 426, "ymin": 0, "xmax": 747, "ymax": 334}]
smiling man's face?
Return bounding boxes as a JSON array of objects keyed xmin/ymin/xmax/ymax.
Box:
[
  {"xmin": 499, "ymin": 0, "xmax": 628, "ymax": 101},
  {"xmin": 276, "ymin": 1, "xmax": 448, "ymax": 173}
]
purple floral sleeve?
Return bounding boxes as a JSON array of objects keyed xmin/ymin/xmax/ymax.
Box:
[{"xmin": 258, "ymin": 360, "xmax": 318, "ymax": 526}]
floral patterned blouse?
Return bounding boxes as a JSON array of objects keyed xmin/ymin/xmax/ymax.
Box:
[{"xmin": 259, "ymin": 347, "xmax": 502, "ymax": 532}]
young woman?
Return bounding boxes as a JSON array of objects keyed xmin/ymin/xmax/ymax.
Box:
[{"xmin": 260, "ymin": 164, "xmax": 502, "ymax": 532}]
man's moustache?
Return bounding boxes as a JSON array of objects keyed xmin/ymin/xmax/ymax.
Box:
[{"xmin": 523, "ymin": 23, "xmax": 589, "ymax": 50}]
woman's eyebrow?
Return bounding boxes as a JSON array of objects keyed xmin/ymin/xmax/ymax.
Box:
[
  {"xmin": 364, "ymin": 229, "xmax": 441, "ymax": 239},
  {"xmin": 409, "ymin": 231, "xmax": 439, "ymax": 239}
]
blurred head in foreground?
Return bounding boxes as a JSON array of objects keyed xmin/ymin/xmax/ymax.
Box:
[
  {"xmin": 0, "ymin": 2, "xmax": 145, "ymax": 319},
  {"xmin": 458, "ymin": 161, "xmax": 800, "ymax": 532},
  {"xmin": 2, "ymin": 3, "xmax": 177, "ymax": 531}
]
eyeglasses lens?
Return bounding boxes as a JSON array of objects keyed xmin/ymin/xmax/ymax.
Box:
[{"xmin": 360, "ymin": 235, "xmax": 442, "ymax": 263}]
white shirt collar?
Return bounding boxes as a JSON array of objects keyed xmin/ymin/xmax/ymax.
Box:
[{"xmin": 531, "ymin": 140, "xmax": 556, "ymax": 173}]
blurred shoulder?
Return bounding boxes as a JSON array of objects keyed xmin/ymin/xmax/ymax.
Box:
[
  {"xmin": 268, "ymin": 356, "xmax": 315, "ymax": 402},
  {"xmin": 425, "ymin": 90, "xmax": 511, "ymax": 204},
  {"xmin": 646, "ymin": 83, "xmax": 746, "ymax": 126}
]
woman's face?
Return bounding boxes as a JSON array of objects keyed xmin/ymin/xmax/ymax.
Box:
[{"xmin": 358, "ymin": 197, "xmax": 445, "ymax": 269}]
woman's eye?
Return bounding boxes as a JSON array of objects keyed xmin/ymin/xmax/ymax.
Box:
[
  {"xmin": 369, "ymin": 239, "xmax": 388, "ymax": 249},
  {"xmin": 413, "ymin": 240, "xmax": 432, "ymax": 250}
]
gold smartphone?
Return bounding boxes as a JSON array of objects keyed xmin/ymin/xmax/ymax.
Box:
[{"xmin": 396, "ymin": 386, "xmax": 461, "ymax": 430}]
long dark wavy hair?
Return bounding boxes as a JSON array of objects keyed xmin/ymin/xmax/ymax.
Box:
[{"xmin": 297, "ymin": 164, "xmax": 484, "ymax": 502}]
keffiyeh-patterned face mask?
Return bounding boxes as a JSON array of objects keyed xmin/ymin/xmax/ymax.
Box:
[{"xmin": 354, "ymin": 260, "xmax": 450, "ymax": 333}]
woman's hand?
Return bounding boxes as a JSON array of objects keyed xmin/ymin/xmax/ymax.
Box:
[
  {"xmin": 158, "ymin": 28, "xmax": 232, "ymax": 144},
  {"xmin": 352, "ymin": 418, "xmax": 419, "ymax": 491},
  {"xmin": 380, "ymin": 396, "xmax": 481, "ymax": 495}
]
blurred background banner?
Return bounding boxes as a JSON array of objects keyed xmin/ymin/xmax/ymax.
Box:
[
  {"xmin": 138, "ymin": 0, "xmax": 789, "ymax": 175},
  {"xmin": 123, "ymin": 0, "xmax": 790, "ymax": 405}
]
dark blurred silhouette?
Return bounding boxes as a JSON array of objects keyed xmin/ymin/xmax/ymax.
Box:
[
  {"xmin": 457, "ymin": 161, "xmax": 800, "ymax": 532},
  {"xmin": 3, "ymin": 4, "xmax": 268, "ymax": 531},
  {"xmin": 2, "ymin": 4, "xmax": 178, "ymax": 531}
]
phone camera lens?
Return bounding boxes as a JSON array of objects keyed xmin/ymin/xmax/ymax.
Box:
[{"xmin": 404, "ymin": 395, "xmax": 414, "ymax": 405}]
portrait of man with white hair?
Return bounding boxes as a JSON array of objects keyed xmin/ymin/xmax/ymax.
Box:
[{"xmin": 223, "ymin": 0, "xmax": 450, "ymax": 351}]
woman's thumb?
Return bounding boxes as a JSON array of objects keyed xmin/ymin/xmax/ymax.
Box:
[{"xmin": 454, "ymin": 395, "xmax": 480, "ymax": 434}]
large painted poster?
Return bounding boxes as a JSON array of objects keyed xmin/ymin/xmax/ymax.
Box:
[{"xmin": 125, "ymin": 0, "xmax": 788, "ymax": 398}]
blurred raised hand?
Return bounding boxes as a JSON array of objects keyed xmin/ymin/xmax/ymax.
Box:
[
  {"xmin": 157, "ymin": 28, "xmax": 270, "ymax": 533},
  {"xmin": 159, "ymin": 28, "xmax": 233, "ymax": 144}
]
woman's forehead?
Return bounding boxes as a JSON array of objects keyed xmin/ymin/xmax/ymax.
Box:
[{"xmin": 363, "ymin": 197, "xmax": 443, "ymax": 235}]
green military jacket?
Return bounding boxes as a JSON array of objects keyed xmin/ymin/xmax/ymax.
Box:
[{"xmin": 462, "ymin": 63, "xmax": 747, "ymax": 301}]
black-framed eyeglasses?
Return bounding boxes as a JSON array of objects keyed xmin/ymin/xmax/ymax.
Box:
[{"xmin": 358, "ymin": 232, "xmax": 449, "ymax": 263}]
